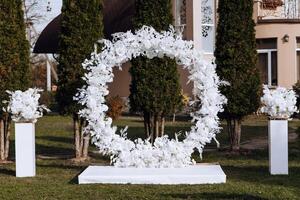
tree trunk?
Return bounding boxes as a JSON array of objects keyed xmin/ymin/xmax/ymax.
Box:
[
  {"xmin": 172, "ymin": 113, "xmax": 176, "ymax": 123},
  {"xmin": 143, "ymin": 112, "xmax": 150, "ymax": 139},
  {"xmin": 232, "ymin": 119, "xmax": 242, "ymax": 151},
  {"xmin": 4, "ymin": 117, "xmax": 11, "ymax": 160},
  {"xmin": 0, "ymin": 116, "xmax": 12, "ymax": 161},
  {"xmin": 150, "ymin": 113, "xmax": 155, "ymax": 144},
  {"xmin": 155, "ymin": 114, "xmax": 159, "ymax": 139},
  {"xmin": 79, "ymin": 118, "xmax": 85, "ymax": 156},
  {"xmin": 161, "ymin": 116, "xmax": 165, "ymax": 137},
  {"xmin": 73, "ymin": 114, "xmax": 81, "ymax": 158},
  {"xmin": 145, "ymin": 112, "xmax": 164, "ymax": 144},
  {"xmin": 227, "ymin": 119, "xmax": 233, "ymax": 147},
  {"xmin": 227, "ymin": 119, "xmax": 242, "ymax": 151},
  {"xmin": 158, "ymin": 115, "xmax": 162, "ymax": 137},
  {"xmin": 73, "ymin": 114, "xmax": 90, "ymax": 161},
  {"xmin": 0, "ymin": 119, "xmax": 4, "ymax": 160},
  {"xmin": 82, "ymin": 133, "xmax": 90, "ymax": 159},
  {"xmin": 147, "ymin": 118, "xmax": 151, "ymax": 140}
]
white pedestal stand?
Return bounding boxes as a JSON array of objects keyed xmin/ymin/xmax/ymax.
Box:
[
  {"xmin": 15, "ymin": 123, "xmax": 36, "ymax": 177},
  {"xmin": 78, "ymin": 164, "xmax": 226, "ymax": 185},
  {"xmin": 268, "ymin": 119, "xmax": 288, "ymax": 175}
]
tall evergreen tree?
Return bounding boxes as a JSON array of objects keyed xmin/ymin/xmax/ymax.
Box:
[
  {"xmin": 129, "ymin": 0, "xmax": 183, "ymax": 142},
  {"xmin": 215, "ymin": 0, "xmax": 261, "ymax": 151},
  {"xmin": 0, "ymin": 0, "xmax": 31, "ymax": 161},
  {"xmin": 56, "ymin": 0, "xmax": 104, "ymax": 160}
]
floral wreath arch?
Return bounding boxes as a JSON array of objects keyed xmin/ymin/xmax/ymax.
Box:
[{"xmin": 75, "ymin": 26, "xmax": 227, "ymax": 168}]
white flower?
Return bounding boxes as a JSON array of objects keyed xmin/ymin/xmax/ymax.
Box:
[
  {"xmin": 261, "ymin": 85, "xmax": 298, "ymax": 119},
  {"xmin": 3, "ymin": 88, "xmax": 50, "ymax": 123}
]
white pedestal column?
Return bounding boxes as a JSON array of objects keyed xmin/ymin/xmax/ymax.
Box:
[
  {"xmin": 15, "ymin": 123, "xmax": 36, "ymax": 177},
  {"xmin": 193, "ymin": 0, "xmax": 202, "ymax": 51},
  {"xmin": 46, "ymin": 60, "xmax": 52, "ymax": 92},
  {"xmin": 268, "ymin": 120, "xmax": 288, "ymax": 175}
]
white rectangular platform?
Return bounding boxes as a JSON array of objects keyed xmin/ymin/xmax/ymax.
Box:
[{"xmin": 78, "ymin": 164, "xmax": 226, "ymax": 185}]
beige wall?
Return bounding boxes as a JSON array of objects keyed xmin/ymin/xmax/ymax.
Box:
[
  {"xmin": 108, "ymin": 62, "xmax": 193, "ymax": 98},
  {"xmin": 108, "ymin": 0, "xmax": 194, "ymax": 98},
  {"xmin": 256, "ymin": 23, "xmax": 300, "ymax": 88},
  {"xmin": 186, "ymin": 0, "xmax": 193, "ymax": 41}
]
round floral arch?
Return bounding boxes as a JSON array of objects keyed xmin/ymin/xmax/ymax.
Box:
[{"xmin": 75, "ymin": 26, "xmax": 227, "ymax": 168}]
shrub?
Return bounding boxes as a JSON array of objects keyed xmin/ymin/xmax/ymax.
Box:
[
  {"xmin": 0, "ymin": 0, "xmax": 31, "ymax": 161},
  {"xmin": 181, "ymin": 91, "xmax": 189, "ymax": 107},
  {"xmin": 215, "ymin": 0, "xmax": 261, "ymax": 151},
  {"xmin": 56, "ymin": 0, "xmax": 104, "ymax": 159},
  {"xmin": 129, "ymin": 0, "xmax": 183, "ymax": 140},
  {"xmin": 40, "ymin": 91, "xmax": 58, "ymax": 112}
]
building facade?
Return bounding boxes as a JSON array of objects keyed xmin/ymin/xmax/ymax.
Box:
[
  {"xmin": 176, "ymin": 0, "xmax": 300, "ymax": 88},
  {"xmin": 36, "ymin": 0, "xmax": 300, "ymax": 96},
  {"xmin": 254, "ymin": 0, "xmax": 300, "ymax": 88}
]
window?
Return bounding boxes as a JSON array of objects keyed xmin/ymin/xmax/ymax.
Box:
[
  {"xmin": 296, "ymin": 37, "xmax": 300, "ymax": 81},
  {"xmin": 175, "ymin": 0, "xmax": 186, "ymax": 35},
  {"xmin": 284, "ymin": 0, "xmax": 300, "ymax": 18},
  {"xmin": 201, "ymin": 0, "xmax": 215, "ymax": 54},
  {"xmin": 298, "ymin": 0, "xmax": 300, "ymax": 17},
  {"xmin": 256, "ymin": 38, "xmax": 278, "ymax": 86}
]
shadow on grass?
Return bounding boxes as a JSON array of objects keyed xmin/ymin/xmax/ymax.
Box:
[
  {"xmin": 0, "ymin": 168, "xmax": 15, "ymax": 176},
  {"xmin": 115, "ymin": 126, "xmax": 191, "ymax": 141},
  {"xmin": 68, "ymin": 167, "xmax": 92, "ymax": 185},
  {"xmin": 201, "ymin": 149, "xmax": 269, "ymax": 163},
  {"xmin": 36, "ymin": 162, "xmax": 90, "ymax": 185},
  {"xmin": 69, "ymin": 173, "xmax": 79, "ymax": 185},
  {"xmin": 36, "ymin": 144, "xmax": 73, "ymax": 156},
  {"xmin": 296, "ymin": 126, "xmax": 300, "ymax": 135},
  {"xmin": 161, "ymin": 192, "xmax": 267, "ymax": 200},
  {"xmin": 36, "ymin": 135, "xmax": 73, "ymax": 144},
  {"xmin": 224, "ymin": 165, "xmax": 300, "ymax": 189},
  {"xmin": 37, "ymin": 163, "xmax": 85, "ymax": 170}
]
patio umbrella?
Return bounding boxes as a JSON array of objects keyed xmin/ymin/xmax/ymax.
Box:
[{"xmin": 33, "ymin": 0, "xmax": 135, "ymax": 54}]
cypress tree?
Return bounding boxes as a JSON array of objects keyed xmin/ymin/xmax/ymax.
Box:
[
  {"xmin": 56, "ymin": 0, "xmax": 104, "ymax": 159},
  {"xmin": 0, "ymin": 0, "xmax": 31, "ymax": 161},
  {"xmin": 129, "ymin": 0, "xmax": 183, "ymax": 142},
  {"xmin": 215, "ymin": 0, "xmax": 261, "ymax": 151}
]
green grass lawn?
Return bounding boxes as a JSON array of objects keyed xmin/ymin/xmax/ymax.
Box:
[{"xmin": 0, "ymin": 115, "xmax": 299, "ymax": 200}]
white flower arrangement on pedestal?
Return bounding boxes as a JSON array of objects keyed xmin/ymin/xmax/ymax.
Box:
[
  {"xmin": 75, "ymin": 26, "xmax": 227, "ymax": 168},
  {"xmin": 261, "ymin": 85, "xmax": 298, "ymax": 119},
  {"xmin": 3, "ymin": 88, "xmax": 49, "ymax": 123}
]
